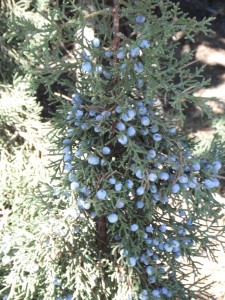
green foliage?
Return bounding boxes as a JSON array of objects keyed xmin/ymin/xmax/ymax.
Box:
[{"xmin": 0, "ymin": 1, "xmax": 224, "ymax": 300}]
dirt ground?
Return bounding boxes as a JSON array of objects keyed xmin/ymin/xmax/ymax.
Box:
[{"xmin": 173, "ymin": 1, "xmax": 225, "ymax": 299}]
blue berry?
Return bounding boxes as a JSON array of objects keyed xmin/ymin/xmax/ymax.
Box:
[
  {"xmin": 130, "ymin": 47, "xmax": 141, "ymax": 57},
  {"xmin": 134, "ymin": 62, "xmax": 144, "ymax": 73},
  {"xmin": 140, "ymin": 128, "xmax": 149, "ymax": 135},
  {"xmin": 105, "ymin": 50, "xmax": 112, "ymax": 58},
  {"xmin": 136, "ymin": 15, "xmax": 146, "ymax": 23},
  {"xmin": 159, "ymin": 224, "xmax": 167, "ymax": 232},
  {"xmin": 92, "ymin": 37, "xmax": 100, "ymax": 48},
  {"xmin": 146, "ymin": 225, "xmax": 154, "ymax": 233},
  {"xmin": 64, "ymin": 154, "xmax": 72, "ymax": 162},
  {"xmin": 139, "ymin": 39, "xmax": 151, "ymax": 48},
  {"xmin": 116, "ymin": 121, "xmax": 126, "ymax": 131},
  {"xmin": 115, "ymin": 182, "xmax": 123, "ymax": 191},
  {"xmin": 146, "ymin": 265, "xmax": 153, "ymax": 275},
  {"xmin": 136, "ymin": 200, "xmax": 144, "ymax": 209},
  {"xmin": 192, "ymin": 162, "xmax": 201, "ymax": 171},
  {"xmin": 108, "ymin": 177, "xmax": 116, "ymax": 184},
  {"xmin": 150, "ymin": 124, "xmax": 159, "ymax": 133},
  {"xmin": 117, "ymin": 50, "xmax": 126, "ymax": 59},
  {"xmin": 212, "ymin": 161, "xmax": 222, "ymax": 172},
  {"xmin": 135, "ymin": 169, "xmax": 145, "ymax": 179},
  {"xmin": 148, "ymin": 172, "xmax": 157, "ymax": 182},
  {"xmin": 158, "ymin": 172, "xmax": 169, "ymax": 181},
  {"xmin": 172, "ymin": 183, "xmax": 180, "ymax": 193},
  {"xmin": 115, "ymin": 106, "xmax": 122, "ymax": 113},
  {"xmin": 127, "ymin": 126, "xmax": 136, "ymax": 136},
  {"xmin": 118, "ymin": 134, "xmax": 128, "ymax": 145},
  {"xmin": 81, "ymin": 61, "xmax": 92, "ymax": 72},
  {"xmin": 126, "ymin": 179, "xmax": 134, "ymax": 189},
  {"xmin": 70, "ymin": 182, "xmax": 80, "ymax": 190},
  {"xmin": 96, "ymin": 189, "xmax": 107, "ymax": 200},
  {"xmin": 64, "ymin": 164, "xmax": 73, "ymax": 171},
  {"xmin": 141, "ymin": 116, "xmax": 151, "ymax": 126},
  {"xmin": 178, "ymin": 174, "xmax": 189, "ymax": 184},
  {"xmin": 130, "ymin": 224, "xmax": 139, "ymax": 231},
  {"xmin": 121, "ymin": 109, "xmax": 136, "ymax": 122},
  {"xmin": 62, "ymin": 146, "xmax": 70, "ymax": 154},
  {"xmin": 107, "ymin": 213, "xmax": 118, "ymax": 223},
  {"xmin": 165, "ymin": 243, "xmax": 173, "ymax": 252},
  {"xmin": 87, "ymin": 156, "xmax": 100, "ymax": 165},
  {"xmin": 116, "ymin": 199, "xmax": 125, "ymax": 208},
  {"xmin": 102, "ymin": 147, "xmax": 111, "ymax": 154},
  {"xmin": 136, "ymin": 186, "xmax": 145, "ymax": 195},
  {"xmin": 153, "ymin": 133, "xmax": 162, "ymax": 141},
  {"xmin": 129, "ymin": 257, "xmax": 137, "ymax": 267}
]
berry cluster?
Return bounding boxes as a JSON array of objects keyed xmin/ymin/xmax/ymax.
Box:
[{"xmin": 60, "ymin": 23, "xmax": 222, "ymax": 299}]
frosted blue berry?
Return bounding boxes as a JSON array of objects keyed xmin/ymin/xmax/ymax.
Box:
[
  {"xmin": 81, "ymin": 61, "xmax": 92, "ymax": 72},
  {"xmin": 92, "ymin": 37, "xmax": 100, "ymax": 48},
  {"xmin": 63, "ymin": 138, "xmax": 71, "ymax": 144},
  {"xmin": 150, "ymin": 124, "xmax": 159, "ymax": 133},
  {"xmin": 136, "ymin": 186, "xmax": 145, "ymax": 195},
  {"xmin": 62, "ymin": 146, "xmax": 70, "ymax": 154},
  {"xmin": 129, "ymin": 257, "xmax": 137, "ymax": 267},
  {"xmin": 138, "ymin": 106, "xmax": 147, "ymax": 115},
  {"xmin": 168, "ymin": 127, "xmax": 177, "ymax": 135},
  {"xmin": 146, "ymin": 265, "xmax": 153, "ymax": 275},
  {"xmin": 136, "ymin": 200, "xmax": 144, "ymax": 209},
  {"xmin": 70, "ymin": 181, "xmax": 80, "ymax": 191},
  {"xmin": 141, "ymin": 116, "xmax": 151, "ymax": 126},
  {"xmin": 150, "ymin": 184, "xmax": 157, "ymax": 193},
  {"xmin": 146, "ymin": 225, "xmax": 154, "ymax": 233},
  {"xmin": 64, "ymin": 154, "xmax": 72, "ymax": 162},
  {"xmin": 121, "ymin": 109, "xmax": 136, "ymax": 122},
  {"xmin": 211, "ymin": 177, "xmax": 220, "ymax": 187},
  {"xmin": 159, "ymin": 224, "xmax": 167, "ymax": 232},
  {"xmin": 103, "ymin": 70, "xmax": 111, "ymax": 78},
  {"xmin": 118, "ymin": 134, "xmax": 128, "ymax": 145},
  {"xmin": 107, "ymin": 213, "xmax": 118, "ymax": 223},
  {"xmin": 105, "ymin": 50, "xmax": 112, "ymax": 58},
  {"xmin": 136, "ymin": 15, "xmax": 146, "ymax": 23},
  {"xmin": 140, "ymin": 128, "xmax": 149, "ymax": 135},
  {"xmin": 148, "ymin": 149, "xmax": 156, "ymax": 159},
  {"xmin": 153, "ymin": 133, "xmax": 162, "ymax": 141},
  {"xmin": 148, "ymin": 172, "xmax": 157, "ymax": 182},
  {"xmin": 165, "ymin": 243, "xmax": 173, "ymax": 252},
  {"xmin": 134, "ymin": 62, "xmax": 144, "ymax": 73},
  {"xmin": 87, "ymin": 156, "xmax": 100, "ymax": 165},
  {"xmin": 116, "ymin": 121, "xmax": 126, "ymax": 131},
  {"xmin": 64, "ymin": 164, "xmax": 73, "ymax": 171},
  {"xmin": 130, "ymin": 47, "xmax": 141, "ymax": 57},
  {"xmin": 135, "ymin": 169, "xmax": 145, "ymax": 179},
  {"xmin": 102, "ymin": 147, "xmax": 111, "ymax": 154},
  {"xmin": 139, "ymin": 39, "xmax": 151, "ymax": 48},
  {"xmin": 115, "ymin": 182, "xmax": 123, "ymax": 191},
  {"xmin": 137, "ymin": 78, "xmax": 144, "ymax": 88},
  {"xmin": 212, "ymin": 161, "xmax": 222, "ymax": 172},
  {"xmin": 172, "ymin": 183, "xmax": 180, "ymax": 193},
  {"xmin": 130, "ymin": 224, "xmax": 139, "ymax": 231},
  {"xmin": 178, "ymin": 174, "xmax": 189, "ymax": 184},
  {"xmin": 152, "ymin": 290, "xmax": 161, "ymax": 298},
  {"xmin": 108, "ymin": 177, "xmax": 116, "ymax": 184},
  {"xmin": 96, "ymin": 189, "xmax": 107, "ymax": 200},
  {"xmin": 95, "ymin": 66, "xmax": 103, "ymax": 73},
  {"xmin": 116, "ymin": 199, "xmax": 125, "ymax": 208},
  {"xmin": 158, "ymin": 172, "xmax": 169, "ymax": 181},
  {"xmin": 117, "ymin": 50, "xmax": 126, "ymax": 59},
  {"xmin": 192, "ymin": 162, "xmax": 201, "ymax": 171},
  {"xmin": 115, "ymin": 105, "xmax": 122, "ymax": 113},
  {"xmin": 94, "ymin": 126, "xmax": 101, "ymax": 133},
  {"xmin": 127, "ymin": 126, "xmax": 136, "ymax": 136},
  {"xmin": 126, "ymin": 179, "xmax": 134, "ymax": 189},
  {"xmin": 188, "ymin": 177, "xmax": 198, "ymax": 189}
]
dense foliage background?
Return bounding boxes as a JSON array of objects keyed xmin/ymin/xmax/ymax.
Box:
[{"xmin": 0, "ymin": 1, "xmax": 224, "ymax": 299}]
